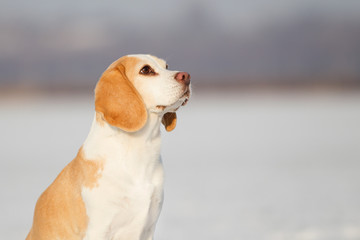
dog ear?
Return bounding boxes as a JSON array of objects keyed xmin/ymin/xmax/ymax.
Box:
[
  {"xmin": 95, "ymin": 64, "xmax": 147, "ymax": 132},
  {"xmin": 162, "ymin": 112, "xmax": 177, "ymax": 132}
]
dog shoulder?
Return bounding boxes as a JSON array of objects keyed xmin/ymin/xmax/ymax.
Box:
[{"xmin": 28, "ymin": 148, "xmax": 103, "ymax": 239}]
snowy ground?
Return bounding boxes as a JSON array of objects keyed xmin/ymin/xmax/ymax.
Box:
[{"xmin": 1, "ymin": 90, "xmax": 360, "ymax": 240}]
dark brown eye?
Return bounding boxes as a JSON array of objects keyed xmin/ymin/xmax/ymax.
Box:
[
  {"xmin": 166, "ymin": 64, "xmax": 169, "ymax": 69},
  {"xmin": 140, "ymin": 65, "xmax": 156, "ymax": 75}
]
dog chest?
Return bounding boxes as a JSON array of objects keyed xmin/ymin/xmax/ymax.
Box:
[{"xmin": 81, "ymin": 152, "xmax": 164, "ymax": 240}]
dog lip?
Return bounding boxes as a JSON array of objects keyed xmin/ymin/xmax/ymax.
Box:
[
  {"xmin": 156, "ymin": 89, "xmax": 190, "ymax": 110},
  {"xmin": 181, "ymin": 98, "xmax": 189, "ymax": 106},
  {"xmin": 180, "ymin": 89, "xmax": 190, "ymax": 106},
  {"xmin": 181, "ymin": 88, "xmax": 190, "ymax": 99}
]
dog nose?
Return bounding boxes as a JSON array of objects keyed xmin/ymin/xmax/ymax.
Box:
[{"xmin": 175, "ymin": 72, "xmax": 191, "ymax": 86}]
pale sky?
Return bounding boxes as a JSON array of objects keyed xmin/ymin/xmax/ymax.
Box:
[
  {"xmin": 1, "ymin": 0, "xmax": 360, "ymax": 82},
  {"xmin": 2, "ymin": 0, "xmax": 360, "ymax": 29}
]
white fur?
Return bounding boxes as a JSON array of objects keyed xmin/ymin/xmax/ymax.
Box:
[
  {"xmin": 82, "ymin": 113, "xmax": 163, "ymax": 240},
  {"xmin": 79, "ymin": 55, "xmax": 189, "ymax": 240},
  {"xmin": 127, "ymin": 54, "xmax": 188, "ymax": 112}
]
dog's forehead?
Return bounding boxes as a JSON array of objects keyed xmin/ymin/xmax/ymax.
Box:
[{"xmin": 128, "ymin": 54, "xmax": 166, "ymax": 68}]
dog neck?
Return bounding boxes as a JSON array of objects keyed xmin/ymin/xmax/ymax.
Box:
[{"xmin": 82, "ymin": 111, "xmax": 163, "ymax": 161}]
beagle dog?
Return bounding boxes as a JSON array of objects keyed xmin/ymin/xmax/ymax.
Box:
[{"xmin": 26, "ymin": 54, "xmax": 191, "ymax": 240}]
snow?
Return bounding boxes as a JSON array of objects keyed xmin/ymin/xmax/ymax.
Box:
[{"xmin": 1, "ymin": 90, "xmax": 360, "ymax": 239}]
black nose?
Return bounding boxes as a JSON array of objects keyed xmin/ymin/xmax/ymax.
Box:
[{"xmin": 175, "ymin": 72, "xmax": 191, "ymax": 86}]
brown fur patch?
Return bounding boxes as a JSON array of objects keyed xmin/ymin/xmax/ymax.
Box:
[
  {"xmin": 94, "ymin": 56, "xmax": 147, "ymax": 132},
  {"xmin": 162, "ymin": 112, "xmax": 177, "ymax": 132},
  {"xmin": 26, "ymin": 148, "xmax": 103, "ymax": 240}
]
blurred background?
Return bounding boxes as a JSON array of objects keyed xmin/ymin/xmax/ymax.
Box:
[{"xmin": 1, "ymin": 0, "xmax": 360, "ymax": 239}]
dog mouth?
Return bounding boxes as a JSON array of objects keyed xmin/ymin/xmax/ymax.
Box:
[
  {"xmin": 156, "ymin": 88, "xmax": 191, "ymax": 111},
  {"xmin": 180, "ymin": 89, "xmax": 190, "ymax": 106}
]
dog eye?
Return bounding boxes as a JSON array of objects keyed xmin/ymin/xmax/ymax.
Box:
[
  {"xmin": 166, "ymin": 64, "xmax": 169, "ymax": 69},
  {"xmin": 140, "ymin": 65, "xmax": 156, "ymax": 75}
]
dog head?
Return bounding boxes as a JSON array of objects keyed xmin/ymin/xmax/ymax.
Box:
[{"xmin": 94, "ymin": 54, "xmax": 191, "ymax": 132}]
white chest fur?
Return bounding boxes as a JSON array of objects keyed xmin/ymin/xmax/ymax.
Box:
[{"xmin": 81, "ymin": 113, "xmax": 164, "ymax": 240}]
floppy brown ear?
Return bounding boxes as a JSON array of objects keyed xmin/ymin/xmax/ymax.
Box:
[
  {"xmin": 95, "ymin": 64, "xmax": 147, "ymax": 132},
  {"xmin": 162, "ymin": 112, "xmax": 177, "ymax": 132}
]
